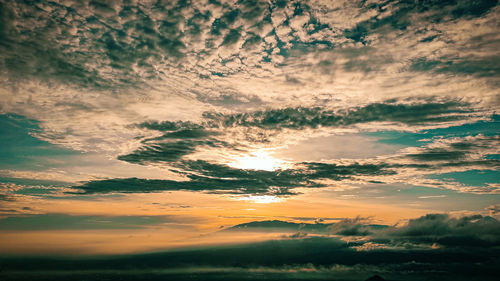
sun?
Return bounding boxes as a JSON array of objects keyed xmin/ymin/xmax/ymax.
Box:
[
  {"xmin": 236, "ymin": 195, "xmax": 282, "ymax": 204},
  {"xmin": 228, "ymin": 150, "xmax": 289, "ymax": 171}
]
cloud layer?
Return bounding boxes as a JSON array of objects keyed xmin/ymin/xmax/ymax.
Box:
[
  {"xmin": 0, "ymin": 1, "xmax": 498, "ymax": 200},
  {"xmin": 1, "ymin": 213, "xmax": 499, "ymax": 281},
  {"xmin": 1, "ymin": 0, "xmax": 498, "ymax": 154}
]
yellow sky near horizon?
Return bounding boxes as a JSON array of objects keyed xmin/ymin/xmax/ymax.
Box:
[{"xmin": 0, "ymin": 188, "xmax": 440, "ymax": 255}]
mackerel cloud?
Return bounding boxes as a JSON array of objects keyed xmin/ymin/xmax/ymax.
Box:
[{"xmin": 0, "ymin": 0, "xmax": 498, "ymax": 195}]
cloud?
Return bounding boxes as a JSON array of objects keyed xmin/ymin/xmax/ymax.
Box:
[
  {"xmin": 202, "ymin": 100, "xmax": 474, "ymax": 129},
  {"xmin": 327, "ymin": 217, "xmax": 386, "ymax": 237},
  {"xmin": 0, "ymin": 193, "xmax": 15, "ymax": 202},
  {"xmin": 118, "ymin": 120, "xmax": 225, "ymax": 164},
  {"xmin": 102, "ymin": 115, "xmax": 498, "ymax": 196},
  {"xmin": 117, "ymin": 140, "xmax": 203, "ymax": 164},
  {"xmin": 0, "ymin": 213, "xmax": 499, "ymax": 281},
  {"xmin": 0, "ymin": 1, "xmax": 497, "ymax": 199},
  {"xmin": 71, "ymin": 128, "xmax": 499, "ymax": 196},
  {"xmin": 356, "ymin": 134, "xmax": 500, "ymax": 193},
  {"xmin": 375, "ymin": 213, "xmax": 500, "ymax": 249},
  {"xmin": 0, "ymin": 0, "xmax": 498, "ymax": 164},
  {"xmin": 486, "ymin": 204, "xmax": 500, "ymax": 215},
  {"xmin": 226, "ymin": 219, "xmax": 331, "ymax": 234},
  {"xmin": 343, "ymin": 0, "xmax": 498, "ymax": 44},
  {"xmin": 410, "ymin": 56, "xmax": 500, "ymax": 78},
  {"xmin": 0, "ymin": 3, "xmax": 498, "ymax": 279},
  {"xmin": 71, "ymin": 160, "xmax": 395, "ymax": 195},
  {"xmin": 225, "ymin": 217, "xmax": 388, "ymax": 237},
  {"xmin": 0, "ymin": 213, "xmax": 173, "ymax": 230},
  {"xmin": 403, "ymin": 135, "xmax": 500, "ymax": 162},
  {"xmin": 118, "ymin": 99, "xmax": 478, "ymax": 165},
  {"xmin": 0, "ymin": 105, "xmax": 488, "ymax": 197},
  {"xmin": 0, "ymin": 0, "xmax": 188, "ymax": 90},
  {"xmin": 224, "ymin": 213, "xmax": 500, "ymax": 250}
]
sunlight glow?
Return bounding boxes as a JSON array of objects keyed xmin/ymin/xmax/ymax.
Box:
[
  {"xmin": 228, "ymin": 150, "xmax": 289, "ymax": 171},
  {"xmin": 236, "ymin": 195, "xmax": 282, "ymax": 204}
]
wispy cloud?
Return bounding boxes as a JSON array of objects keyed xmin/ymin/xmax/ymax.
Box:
[{"xmin": 0, "ymin": 213, "xmax": 174, "ymax": 230}]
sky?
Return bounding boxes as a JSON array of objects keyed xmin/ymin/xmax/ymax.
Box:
[{"xmin": 0, "ymin": 0, "xmax": 499, "ymax": 280}]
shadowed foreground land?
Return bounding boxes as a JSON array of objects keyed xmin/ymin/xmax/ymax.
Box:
[{"xmin": 1, "ymin": 237, "xmax": 498, "ymax": 281}]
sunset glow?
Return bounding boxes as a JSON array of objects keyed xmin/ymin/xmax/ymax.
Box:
[
  {"xmin": 0, "ymin": 0, "xmax": 499, "ymax": 280},
  {"xmin": 235, "ymin": 194, "xmax": 283, "ymax": 204},
  {"xmin": 228, "ymin": 150, "xmax": 289, "ymax": 171}
]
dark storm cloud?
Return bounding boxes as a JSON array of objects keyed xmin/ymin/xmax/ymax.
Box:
[
  {"xmin": 117, "ymin": 135, "xmax": 225, "ymax": 165},
  {"xmin": 183, "ymin": 160, "xmax": 393, "ymax": 181},
  {"xmin": 72, "ymin": 175, "xmax": 283, "ymax": 195},
  {"xmin": 224, "ymin": 213, "xmax": 500, "ymax": 249},
  {"xmin": 71, "ymin": 160, "xmax": 394, "ymax": 195},
  {"xmin": 226, "ymin": 219, "xmax": 331, "ymax": 233}
]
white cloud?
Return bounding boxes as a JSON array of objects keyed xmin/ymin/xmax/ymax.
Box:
[{"xmin": 0, "ymin": 0, "xmax": 498, "ymax": 191}]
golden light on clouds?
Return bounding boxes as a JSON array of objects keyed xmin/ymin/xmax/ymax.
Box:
[
  {"xmin": 235, "ymin": 195, "xmax": 283, "ymax": 204},
  {"xmin": 0, "ymin": 0, "xmax": 499, "ymax": 278},
  {"xmin": 228, "ymin": 150, "xmax": 290, "ymax": 171}
]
